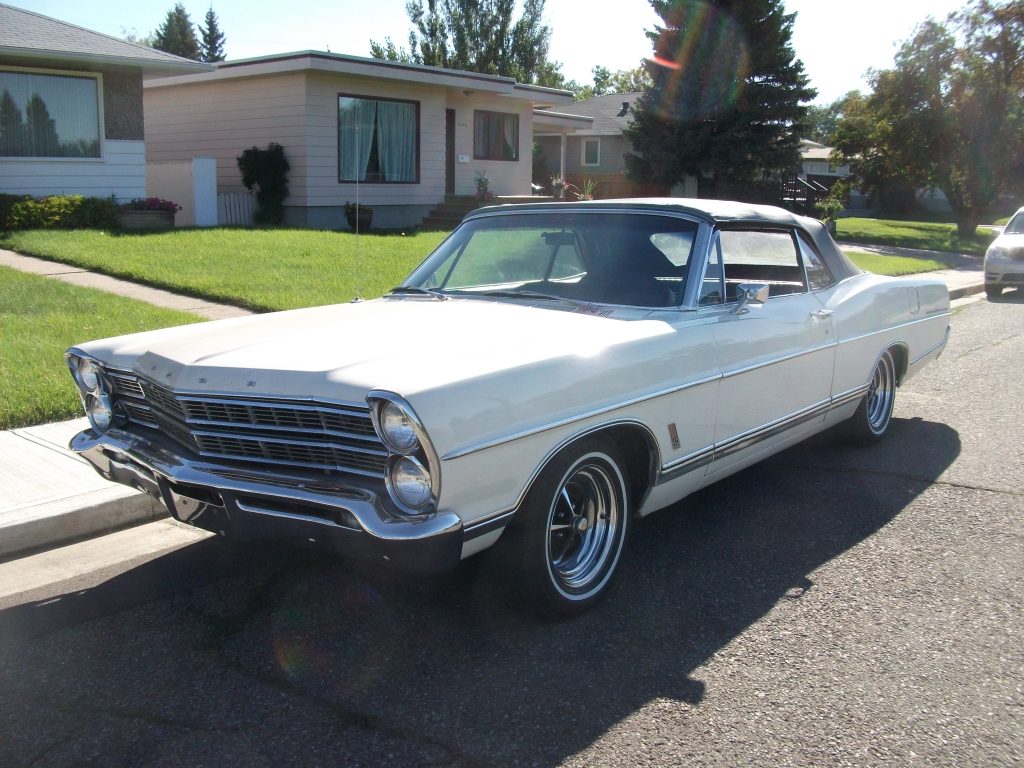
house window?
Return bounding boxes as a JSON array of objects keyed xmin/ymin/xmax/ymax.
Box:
[
  {"xmin": 474, "ymin": 110, "xmax": 519, "ymax": 161},
  {"xmin": 338, "ymin": 95, "xmax": 419, "ymax": 183},
  {"xmin": 582, "ymin": 138, "xmax": 600, "ymax": 167},
  {"xmin": 0, "ymin": 69, "xmax": 100, "ymax": 158}
]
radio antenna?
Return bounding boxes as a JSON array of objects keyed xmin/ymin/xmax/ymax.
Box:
[{"xmin": 352, "ymin": 122, "xmax": 362, "ymax": 303}]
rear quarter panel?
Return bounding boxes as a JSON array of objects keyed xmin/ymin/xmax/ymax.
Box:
[{"xmin": 821, "ymin": 273, "xmax": 950, "ymax": 397}]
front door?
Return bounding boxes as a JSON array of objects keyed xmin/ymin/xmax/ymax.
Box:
[
  {"xmin": 445, "ymin": 109, "xmax": 456, "ymax": 196},
  {"xmin": 702, "ymin": 228, "xmax": 837, "ymax": 476}
]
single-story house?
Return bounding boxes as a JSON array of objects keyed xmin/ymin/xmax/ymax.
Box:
[
  {"xmin": 534, "ymin": 92, "xmax": 690, "ymax": 199},
  {"xmin": 799, "ymin": 140, "xmax": 850, "ymax": 187},
  {"xmin": 143, "ymin": 52, "xmax": 576, "ymax": 229},
  {"xmin": 0, "ymin": 3, "xmax": 211, "ymax": 200}
]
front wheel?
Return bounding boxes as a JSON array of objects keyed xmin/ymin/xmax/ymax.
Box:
[
  {"xmin": 510, "ymin": 439, "xmax": 631, "ymax": 617},
  {"xmin": 985, "ymin": 283, "xmax": 1003, "ymax": 299},
  {"xmin": 842, "ymin": 348, "xmax": 898, "ymax": 444}
]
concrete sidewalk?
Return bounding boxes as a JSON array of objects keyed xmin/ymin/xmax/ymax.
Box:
[
  {"xmin": 0, "ymin": 249, "xmax": 254, "ymax": 321},
  {"xmin": 0, "ymin": 252, "xmax": 986, "ymax": 563}
]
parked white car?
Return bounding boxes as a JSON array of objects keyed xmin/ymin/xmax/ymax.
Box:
[
  {"xmin": 67, "ymin": 199, "xmax": 951, "ymax": 615},
  {"xmin": 984, "ymin": 206, "xmax": 1024, "ymax": 298}
]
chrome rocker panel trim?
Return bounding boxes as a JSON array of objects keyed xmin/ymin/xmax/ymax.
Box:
[{"xmin": 70, "ymin": 427, "xmax": 464, "ymax": 574}]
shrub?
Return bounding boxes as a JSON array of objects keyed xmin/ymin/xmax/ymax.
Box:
[
  {"xmin": 0, "ymin": 193, "xmax": 32, "ymax": 231},
  {"xmin": 5, "ymin": 194, "xmax": 120, "ymax": 230},
  {"xmin": 237, "ymin": 142, "xmax": 290, "ymax": 225}
]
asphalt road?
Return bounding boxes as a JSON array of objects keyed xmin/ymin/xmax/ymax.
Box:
[{"xmin": 1, "ymin": 293, "xmax": 1021, "ymax": 767}]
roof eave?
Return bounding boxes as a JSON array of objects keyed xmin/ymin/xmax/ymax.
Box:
[{"xmin": 0, "ymin": 46, "xmax": 214, "ymax": 74}]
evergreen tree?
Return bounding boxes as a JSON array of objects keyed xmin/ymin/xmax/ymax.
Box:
[
  {"xmin": 370, "ymin": 0, "xmax": 557, "ymax": 85},
  {"xmin": 0, "ymin": 89, "xmax": 26, "ymax": 156},
  {"xmin": 25, "ymin": 95, "xmax": 60, "ymax": 156},
  {"xmin": 153, "ymin": 3, "xmax": 201, "ymax": 60},
  {"xmin": 624, "ymin": 0, "xmax": 815, "ymax": 190},
  {"xmin": 198, "ymin": 6, "xmax": 227, "ymax": 62}
]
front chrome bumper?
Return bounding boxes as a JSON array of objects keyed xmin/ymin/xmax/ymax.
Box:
[{"xmin": 70, "ymin": 427, "xmax": 464, "ymax": 574}]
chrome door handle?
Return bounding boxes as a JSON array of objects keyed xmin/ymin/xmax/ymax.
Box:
[{"xmin": 811, "ymin": 309, "xmax": 833, "ymax": 320}]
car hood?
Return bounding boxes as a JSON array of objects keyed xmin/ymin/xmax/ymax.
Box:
[
  {"xmin": 78, "ymin": 297, "xmax": 682, "ymax": 453},
  {"xmin": 991, "ymin": 231, "xmax": 1024, "ymax": 251}
]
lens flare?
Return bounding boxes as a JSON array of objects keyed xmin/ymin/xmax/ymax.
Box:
[{"xmin": 646, "ymin": 0, "xmax": 750, "ymax": 121}]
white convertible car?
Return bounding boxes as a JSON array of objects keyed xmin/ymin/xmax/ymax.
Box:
[{"xmin": 67, "ymin": 200, "xmax": 951, "ymax": 615}]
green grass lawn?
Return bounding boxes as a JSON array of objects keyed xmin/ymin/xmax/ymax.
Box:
[
  {"xmin": 1, "ymin": 228, "xmax": 449, "ymax": 312},
  {"xmin": 843, "ymin": 249, "xmax": 948, "ymax": 276},
  {"xmin": 835, "ymin": 217, "xmax": 996, "ymax": 257},
  {"xmin": 0, "ymin": 267, "xmax": 201, "ymax": 429}
]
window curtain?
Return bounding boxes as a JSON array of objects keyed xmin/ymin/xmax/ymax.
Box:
[
  {"xmin": 0, "ymin": 71, "xmax": 99, "ymax": 158},
  {"xmin": 376, "ymin": 101, "xmax": 415, "ymax": 182},
  {"xmin": 338, "ymin": 97, "xmax": 377, "ymax": 181},
  {"xmin": 500, "ymin": 114, "xmax": 517, "ymax": 160},
  {"xmin": 474, "ymin": 111, "xmax": 518, "ymax": 160}
]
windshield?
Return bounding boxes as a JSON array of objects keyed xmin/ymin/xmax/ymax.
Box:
[
  {"xmin": 403, "ymin": 211, "xmax": 699, "ymax": 308},
  {"xmin": 1004, "ymin": 212, "xmax": 1024, "ymax": 235}
]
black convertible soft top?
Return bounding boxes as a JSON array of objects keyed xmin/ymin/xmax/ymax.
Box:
[{"xmin": 468, "ymin": 198, "xmax": 862, "ymax": 283}]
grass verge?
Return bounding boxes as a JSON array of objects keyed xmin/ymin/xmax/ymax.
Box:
[
  {"xmin": 1, "ymin": 228, "xmax": 448, "ymax": 312},
  {"xmin": 843, "ymin": 249, "xmax": 948, "ymax": 276},
  {"xmin": 836, "ymin": 217, "xmax": 996, "ymax": 257},
  {"xmin": 0, "ymin": 267, "xmax": 200, "ymax": 429}
]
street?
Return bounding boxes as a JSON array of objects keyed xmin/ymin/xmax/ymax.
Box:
[{"xmin": 1, "ymin": 293, "xmax": 1021, "ymax": 767}]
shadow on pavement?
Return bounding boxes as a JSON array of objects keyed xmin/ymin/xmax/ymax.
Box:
[{"xmin": 0, "ymin": 417, "xmax": 960, "ymax": 766}]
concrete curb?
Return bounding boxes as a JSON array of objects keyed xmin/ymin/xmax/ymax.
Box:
[
  {"xmin": 949, "ymin": 282, "xmax": 984, "ymax": 300},
  {"xmin": 0, "ymin": 490, "xmax": 166, "ymax": 561}
]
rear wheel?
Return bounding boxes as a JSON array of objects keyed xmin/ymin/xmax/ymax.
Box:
[
  {"xmin": 843, "ymin": 348, "xmax": 898, "ymax": 444},
  {"xmin": 511, "ymin": 439, "xmax": 630, "ymax": 617}
]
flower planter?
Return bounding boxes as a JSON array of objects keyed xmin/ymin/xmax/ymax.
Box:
[
  {"xmin": 345, "ymin": 209, "xmax": 373, "ymax": 231},
  {"xmin": 118, "ymin": 209, "xmax": 175, "ymax": 231}
]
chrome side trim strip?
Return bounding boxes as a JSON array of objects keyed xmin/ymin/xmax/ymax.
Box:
[
  {"xmin": 441, "ymin": 374, "xmax": 719, "ymax": 461},
  {"xmin": 658, "ymin": 446, "xmax": 715, "ymax": 483},
  {"xmin": 713, "ymin": 400, "xmax": 830, "ymax": 461},
  {"xmin": 910, "ymin": 331, "xmax": 951, "ymax": 366},
  {"xmin": 463, "ymin": 509, "xmax": 517, "ymax": 540},
  {"xmin": 830, "ymin": 384, "xmax": 870, "ymax": 409},
  {"xmin": 721, "ymin": 342, "xmax": 837, "ymax": 379},
  {"xmin": 837, "ymin": 313, "xmax": 951, "ymax": 348}
]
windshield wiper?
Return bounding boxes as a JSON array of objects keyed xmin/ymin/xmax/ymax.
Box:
[
  {"xmin": 475, "ymin": 289, "xmax": 569, "ymax": 302},
  {"xmin": 389, "ymin": 285, "xmax": 448, "ymax": 300}
]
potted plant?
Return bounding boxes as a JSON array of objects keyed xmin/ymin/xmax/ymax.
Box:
[
  {"xmin": 344, "ymin": 201, "xmax": 373, "ymax": 231},
  {"xmin": 474, "ymin": 170, "xmax": 496, "ymax": 204},
  {"xmin": 117, "ymin": 197, "xmax": 181, "ymax": 230},
  {"xmin": 550, "ymin": 176, "xmax": 567, "ymax": 199}
]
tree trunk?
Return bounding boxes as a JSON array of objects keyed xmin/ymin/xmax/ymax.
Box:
[{"xmin": 955, "ymin": 207, "xmax": 981, "ymax": 239}]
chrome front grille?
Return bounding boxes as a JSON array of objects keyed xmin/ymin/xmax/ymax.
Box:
[{"xmin": 109, "ymin": 369, "xmax": 386, "ymax": 478}]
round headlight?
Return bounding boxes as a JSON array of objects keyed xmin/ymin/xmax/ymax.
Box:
[
  {"xmin": 380, "ymin": 401, "xmax": 420, "ymax": 454},
  {"xmin": 389, "ymin": 456, "xmax": 432, "ymax": 510},
  {"xmin": 86, "ymin": 393, "xmax": 113, "ymax": 432},
  {"xmin": 79, "ymin": 359, "xmax": 101, "ymax": 391}
]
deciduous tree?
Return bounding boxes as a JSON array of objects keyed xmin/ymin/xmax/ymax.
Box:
[
  {"xmin": 370, "ymin": 0, "xmax": 558, "ymax": 85},
  {"xmin": 832, "ymin": 1, "xmax": 1024, "ymax": 235},
  {"xmin": 624, "ymin": 0, "xmax": 814, "ymax": 191}
]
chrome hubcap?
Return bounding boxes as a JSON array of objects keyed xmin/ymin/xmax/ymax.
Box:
[
  {"xmin": 547, "ymin": 461, "xmax": 622, "ymax": 592},
  {"xmin": 866, "ymin": 351, "xmax": 896, "ymax": 433}
]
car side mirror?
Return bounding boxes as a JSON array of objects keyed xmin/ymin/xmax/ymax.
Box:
[{"xmin": 733, "ymin": 283, "xmax": 770, "ymax": 315}]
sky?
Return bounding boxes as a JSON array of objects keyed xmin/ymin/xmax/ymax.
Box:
[{"xmin": 9, "ymin": 0, "xmax": 973, "ymax": 104}]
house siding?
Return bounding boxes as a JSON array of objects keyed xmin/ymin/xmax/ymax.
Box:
[
  {"xmin": 0, "ymin": 140, "xmax": 145, "ymax": 199},
  {"xmin": 446, "ymin": 92, "xmax": 532, "ymax": 198},
  {"xmin": 144, "ymin": 69, "xmax": 538, "ymax": 228},
  {"xmin": 144, "ymin": 73, "xmax": 309, "ymax": 202}
]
